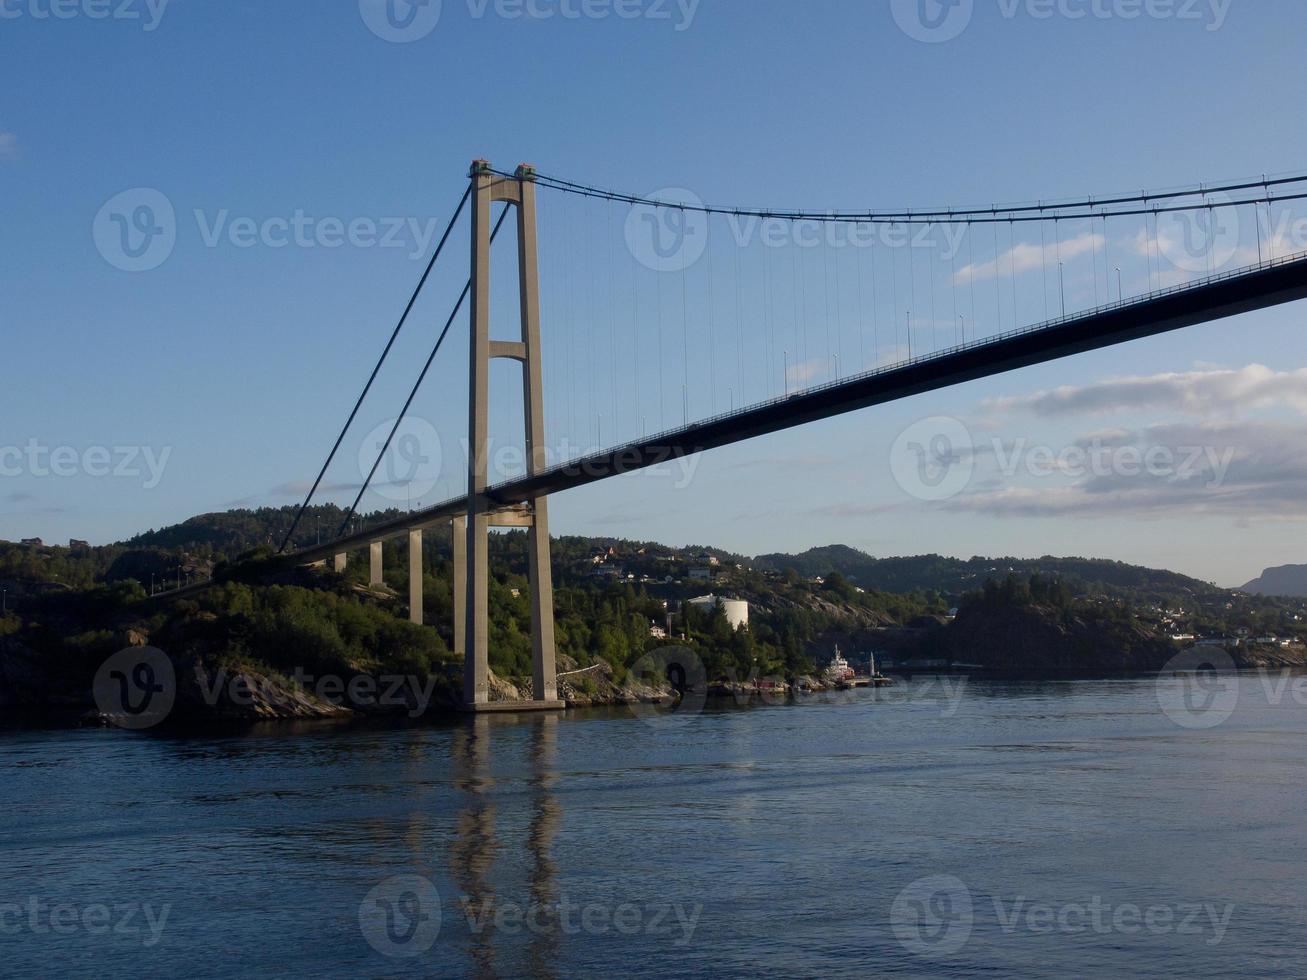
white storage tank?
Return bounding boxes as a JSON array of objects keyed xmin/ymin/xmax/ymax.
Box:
[
  {"xmin": 687, "ymin": 594, "xmax": 749, "ymax": 630},
  {"xmin": 719, "ymin": 598, "xmax": 749, "ymax": 630}
]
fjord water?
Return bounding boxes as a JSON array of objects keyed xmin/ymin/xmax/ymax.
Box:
[{"xmin": 3, "ymin": 676, "xmax": 1305, "ymax": 979}]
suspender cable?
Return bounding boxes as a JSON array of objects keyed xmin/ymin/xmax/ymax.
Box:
[
  {"xmin": 929, "ymin": 224, "xmax": 938, "ymax": 352},
  {"xmin": 967, "ymin": 226, "xmax": 976, "ymax": 338},
  {"xmin": 791, "ymin": 239, "xmax": 801, "ymax": 389},
  {"xmin": 337, "ymin": 204, "xmax": 511, "ymax": 540},
  {"xmin": 1040, "ymin": 216, "xmax": 1049, "ymax": 320},
  {"xmin": 856, "ymin": 231, "xmax": 866, "ymax": 369},
  {"xmin": 610, "ymin": 202, "xmax": 619, "ymax": 440},
  {"xmin": 1009, "ymin": 220, "xmax": 1019, "ymax": 331},
  {"xmin": 870, "ymin": 228, "xmax": 880, "ymax": 364},
  {"xmin": 949, "ymin": 224, "xmax": 958, "ymax": 349},
  {"xmin": 278, "ymin": 184, "xmax": 471, "ymax": 554}
]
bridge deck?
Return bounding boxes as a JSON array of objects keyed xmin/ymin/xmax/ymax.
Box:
[{"xmin": 168, "ymin": 249, "xmax": 1307, "ymax": 587}]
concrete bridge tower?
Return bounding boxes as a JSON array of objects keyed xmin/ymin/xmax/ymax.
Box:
[{"xmin": 462, "ymin": 161, "xmax": 562, "ymax": 711}]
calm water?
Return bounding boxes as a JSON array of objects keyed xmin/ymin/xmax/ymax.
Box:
[{"xmin": 2, "ymin": 675, "xmax": 1306, "ymax": 978}]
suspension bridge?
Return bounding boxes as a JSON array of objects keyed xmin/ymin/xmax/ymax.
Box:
[{"xmin": 162, "ymin": 160, "xmax": 1307, "ymax": 711}]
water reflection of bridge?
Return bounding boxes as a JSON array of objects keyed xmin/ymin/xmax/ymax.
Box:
[{"xmin": 450, "ymin": 715, "xmax": 560, "ymax": 979}]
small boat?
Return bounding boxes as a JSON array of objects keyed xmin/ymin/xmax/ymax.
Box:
[{"xmin": 825, "ymin": 645, "xmax": 855, "ymax": 683}]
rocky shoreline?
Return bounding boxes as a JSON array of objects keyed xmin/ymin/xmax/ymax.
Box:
[{"xmin": 5, "ymin": 615, "xmax": 1306, "ymax": 729}]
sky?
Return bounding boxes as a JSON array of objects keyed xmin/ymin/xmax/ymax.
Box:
[{"xmin": 3, "ymin": 0, "xmax": 1307, "ymax": 587}]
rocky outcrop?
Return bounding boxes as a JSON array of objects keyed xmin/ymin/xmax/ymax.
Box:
[
  {"xmin": 169, "ymin": 660, "xmax": 356, "ymax": 721},
  {"xmin": 1231, "ymin": 644, "xmax": 1307, "ymax": 669},
  {"xmin": 443, "ymin": 658, "xmax": 671, "ymax": 708}
]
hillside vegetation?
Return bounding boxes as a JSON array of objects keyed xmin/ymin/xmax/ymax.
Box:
[{"xmin": 3, "ymin": 510, "xmax": 1305, "ymax": 722}]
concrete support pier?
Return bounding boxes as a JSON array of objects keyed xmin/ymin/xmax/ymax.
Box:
[
  {"xmin": 408, "ymin": 528, "xmax": 423, "ymax": 625},
  {"xmin": 369, "ymin": 541, "xmax": 383, "ymax": 587},
  {"xmin": 453, "ymin": 515, "xmax": 467, "ymax": 659},
  {"xmin": 333, "ymin": 552, "xmax": 347, "ymax": 574}
]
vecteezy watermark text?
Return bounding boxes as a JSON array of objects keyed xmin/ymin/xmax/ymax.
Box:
[
  {"xmin": 0, "ymin": 440, "xmax": 171, "ymax": 489},
  {"xmin": 0, "ymin": 897, "xmax": 171, "ymax": 947},
  {"xmin": 989, "ymin": 437, "xmax": 1234, "ymax": 485},
  {"xmin": 889, "ymin": 416, "xmax": 1238, "ymax": 502},
  {"xmin": 0, "ymin": 0, "xmax": 170, "ymax": 30},
  {"xmin": 890, "ymin": 875, "xmax": 1235, "ymax": 957},
  {"xmin": 1157, "ymin": 650, "xmax": 1307, "ymax": 730},
  {"xmin": 462, "ymin": 895, "xmax": 702, "ymax": 945},
  {"xmin": 623, "ymin": 191, "xmax": 970, "ymax": 273},
  {"xmin": 891, "ymin": 0, "xmax": 1233, "ymax": 44},
  {"xmin": 724, "ymin": 215, "xmax": 967, "ymax": 257},
  {"xmin": 359, "ymin": 874, "xmax": 702, "ymax": 959},
  {"xmin": 197, "ymin": 666, "xmax": 442, "ymax": 720},
  {"xmin": 358, "ymin": 0, "xmax": 700, "ymax": 43},
  {"xmin": 94, "ymin": 188, "xmax": 461, "ymax": 272}
]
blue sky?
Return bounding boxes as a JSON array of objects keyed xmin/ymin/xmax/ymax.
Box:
[{"xmin": 3, "ymin": 0, "xmax": 1307, "ymax": 585}]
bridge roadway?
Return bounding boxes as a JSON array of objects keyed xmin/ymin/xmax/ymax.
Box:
[{"xmin": 166, "ymin": 249, "xmax": 1307, "ymax": 593}]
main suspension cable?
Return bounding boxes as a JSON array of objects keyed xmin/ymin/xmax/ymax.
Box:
[
  {"xmin": 496, "ymin": 166, "xmax": 1307, "ymax": 226},
  {"xmin": 279, "ymin": 185, "xmax": 471, "ymax": 553},
  {"xmin": 336, "ymin": 204, "xmax": 512, "ymax": 540}
]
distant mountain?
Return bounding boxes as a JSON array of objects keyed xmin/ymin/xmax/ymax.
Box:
[
  {"xmin": 1241, "ymin": 565, "xmax": 1307, "ymax": 598},
  {"xmin": 751, "ymin": 545, "xmax": 1218, "ymax": 602}
]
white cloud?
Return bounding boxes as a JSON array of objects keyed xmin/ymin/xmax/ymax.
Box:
[
  {"xmin": 953, "ymin": 231, "xmax": 1103, "ymax": 286},
  {"xmin": 785, "ymin": 358, "xmax": 826, "ymax": 388},
  {"xmin": 1128, "ymin": 224, "xmax": 1306, "ymax": 275},
  {"xmin": 947, "ymin": 418, "xmax": 1307, "ymax": 522},
  {"xmin": 983, "ymin": 364, "xmax": 1307, "ymax": 418}
]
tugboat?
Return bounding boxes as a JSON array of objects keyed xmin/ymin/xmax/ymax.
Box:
[{"xmin": 825, "ymin": 645, "xmax": 855, "ymax": 684}]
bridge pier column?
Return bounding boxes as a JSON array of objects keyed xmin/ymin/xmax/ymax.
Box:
[
  {"xmin": 528, "ymin": 501, "xmax": 557, "ymax": 702},
  {"xmin": 462, "ymin": 160, "xmax": 561, "ymax": 711},
  {"xmin": 452, "ymin": 516, "xmax": 466, "ymax": 659},
  {"xmin": 333, "ymin": 552, "xmax": 347, "ymax": 574},
  {"xmin": 408, "ymin": 528, "xmax": 423, "ymax": 625},
  {"xmin": 520, "ymin": 172, "xmax": 558, "ymax": 704},
  {"xmin": 369, "ymin": 541, "xmax": 383, "ymax": 587}
]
